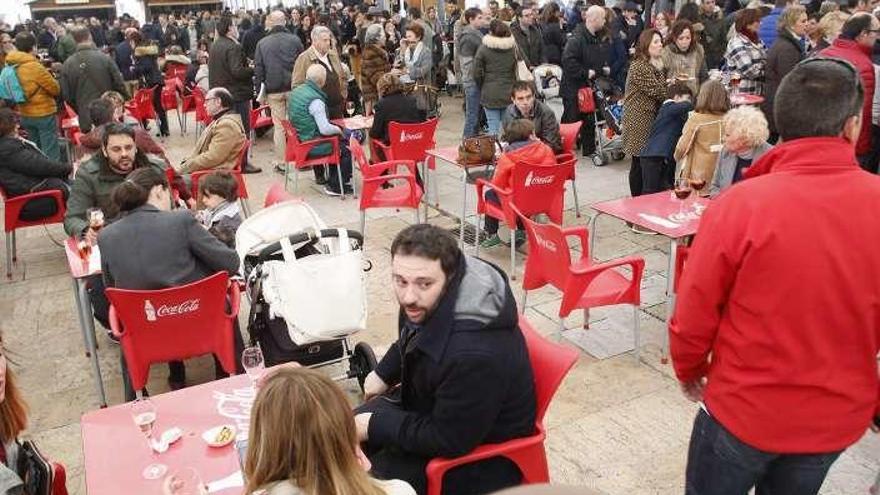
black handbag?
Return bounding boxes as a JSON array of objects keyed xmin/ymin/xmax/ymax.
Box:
[{"xmin": 17, "ymin": 440, "xmax": 53, "ymax": 495}]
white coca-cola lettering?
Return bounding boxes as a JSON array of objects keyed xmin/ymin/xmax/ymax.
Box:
[
  {"xmin": 156, "ymin": 298, "xmax": 201, "ymax": 317},
  {"xmin": 399, "ymin": 131, "xmax": 424, "ymax": 143},
  {"xmin": 534, "ymin": 234, "xmax": 557, "ymax": 252},
  {"xmin": 524, "ymin": 171, "xmax": 555, "ymax": 187}
]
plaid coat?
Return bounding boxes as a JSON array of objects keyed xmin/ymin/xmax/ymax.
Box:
[{"xmin": 724, "ymin": 32, "xmax": 766, "ymax": 96}]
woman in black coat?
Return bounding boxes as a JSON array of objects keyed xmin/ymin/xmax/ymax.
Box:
[
  {"xmin": 0, "ymin": 108, "xmax": 71, "ymax": 221},
  {"xmin": 762, "ymin": 5, "xmax": 807, "ymax": 141},
  {"xmin": 370, "ymin": 73, "xmax": 427, "ymax": 155},
  {"xmin": 541, "ymin": 3, "xmax": 566, "ymax": 65},
  {"xmin": 133, "ymin": 37, "xmax": 170, "ymax": 137}
]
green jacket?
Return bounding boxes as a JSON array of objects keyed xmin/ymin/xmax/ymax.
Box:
[
  {"xmin": 287, "ymin": 80, "xmax": 332, "ymax": 157},
  {"xmin": 56, "ymin": 34, "xmax": 77, "ymax": 62},
  {"xmin": 63, "ymin": 153, "xmax": 167, "ymax": 237}
]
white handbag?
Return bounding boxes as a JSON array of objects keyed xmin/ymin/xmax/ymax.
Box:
[
  {"xmin": 514, "ymin": 44, "xmax": 535, "ymax": 82},
  {"xmin": 260, "ymin": 229, "xmax": 367, "ymax": 345}
]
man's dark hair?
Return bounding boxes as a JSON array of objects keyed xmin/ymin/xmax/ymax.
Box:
[
  {"xmin": 775, "ymin": 59, "xmax": 864, "ymax": 141},
  {"xmin": 668, "ymin": 82, "xmax": 693, "ymax": 99},
  {"xmin": 70, "ymin": 25, "xmax": 91, "ymax": 44},
  {"xmin": 0, "ymin": 108, "xmax": 16, "ymax": 136},
  {"xmin": 839, "ymin": 12, "xmax": 873, "ymax": 40},
  {"xmin": 391, "ymin": 224, "xmax": 461, "ymax": 279},
  {"xmin": 88, "ymin": 98, "xmax": 116, "ymax": 127},
  {"xmin": 198, "ymin": 171, "xmax": 238, "ymax": 202},
  {"xmin": 216, "ymin": 15, "xmax": 234, "ymax": 37},
  {"xmin": 13, "ymin": 32, "xmax": 35, "ymax": 53},
  {"xmin": 408, "ymin": 7, "xmax": 422, "ymax": 19},
  {"xmin": 464, "ymin": 7, "xmax": 482, "ymax": 23},
  {"xmin": 101, "ymin": 122, "xmax": 136, "ymax": 148},
  {"xmin": 503, "ymin": 118, "xmax": 535, "ymax": 142},
  {"xmin": 510, "ymin": 80, "xmax": 536, "ymax": 97}
]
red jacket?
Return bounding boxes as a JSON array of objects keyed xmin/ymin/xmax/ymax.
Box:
[
  {"xmin": 491, "ymin": 140, "xmax": 558, "ymax": 190},
  {"xmin": 670, "ymin": 137, "xmax": 880, "ymax": 453},
  {"xmin": 820, "ymin": 39, "xmax": 875, "ymax": 155}
]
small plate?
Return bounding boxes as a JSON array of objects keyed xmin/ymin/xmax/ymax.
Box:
[{"xmin": 202, "ymin": 425, "xmax": 236, "ymax": 448}]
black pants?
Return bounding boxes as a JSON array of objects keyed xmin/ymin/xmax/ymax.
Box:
[
  {"xmin": 685, "ymin": 409, "xmax": 842, "ymax": 495},
  {"xmin": 628, "ymin": 156, "xmax": 642, "ymax": 197},
  {"xmin": 142, "ymin": 84, "xmax": 169, "ymax": 136},
  {"xmin": 482, "ymin": 189, "xmax": 522, "ymax": 235},
  {"xmin": 18, "ymin": 178, "xmax": 70, "ymax": 222},
  {"xmin": 640, "ymin": 156, "xmax": 674, "ymax": 195},
  {"xmin": 562, "ymin": 94, "xmax": 597, "ymax": 155}
]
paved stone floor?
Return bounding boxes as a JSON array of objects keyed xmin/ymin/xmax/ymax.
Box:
[{"xmin": 1, "ymin": 96, "xmax": 878, "ymax": 494}]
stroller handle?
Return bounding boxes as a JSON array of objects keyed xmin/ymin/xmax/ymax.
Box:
[{"xmin": 255, "ymin": 229, "xmax": 365, "ymax": 263}]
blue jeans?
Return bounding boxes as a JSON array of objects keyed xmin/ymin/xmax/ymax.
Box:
[
  {"xmin": 20, "ymin": 114, "xmax": 60, "ymax": 162},
  {"xmin": 463, "ymin": 83, "xmax": 482, "ymax": 138},
  {"xmin": 484, "ymin": 108, "xmax": 504, "ymax": 137},
  {"xmin": 686, "ymin": 409, "xmax": 842, "ymax": 495}
]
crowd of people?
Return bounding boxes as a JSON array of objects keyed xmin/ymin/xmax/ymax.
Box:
[{"xmin": 0, "ymin": 0, "xmax": 878, "ymax": 495}]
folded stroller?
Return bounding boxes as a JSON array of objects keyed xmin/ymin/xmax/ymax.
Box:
[{"xmin": 236, "ymin": 199, "xmax": 376, "ymax": 390}]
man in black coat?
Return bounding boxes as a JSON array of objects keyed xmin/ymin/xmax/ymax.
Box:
[
  {"xmin": 209, "ymin": 15, "xmax": 260, "ymax": 173},
  {"xmin": 355, "ymin": 224, "xmax": 537, "ymax": 495},
  {"xmin": 511, "ymin": 2, "xmax": 545, "ymax": 70}
]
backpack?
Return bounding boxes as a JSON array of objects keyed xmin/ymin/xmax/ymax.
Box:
[{"xmin": 0, "ymin": 64, "xmax": 26, "ymax": 104}]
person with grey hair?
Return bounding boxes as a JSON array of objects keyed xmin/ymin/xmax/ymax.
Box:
[
  {"xmin": 287, "ymin": 64, "xmax": 354, "ymax": 196},
  {"xmin": 255, "ymin": 9, "xmax": 304, "ymax": 171},
  {"xmin": 291, "ymin": 25, "xmax": 347, "ymax": 185},
  {"xmin": 177, "ymin": 87, "xmax": 247, "ymax": 174},
  {"xmin": 360, "ymin": 23, "xmax": 390, "ymax": 116}
]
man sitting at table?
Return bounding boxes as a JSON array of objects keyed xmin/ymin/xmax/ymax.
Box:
[
  {"xmin": 80, "ymin": 99, "xmax": 167, "ymax": 162},
  {"xmin": 64, "ymin": 123, "xmax": 168, "ymax": 331},
  {"xmin": 354, "ymin": 224, "xmax": 537, "ymax": 495},
  {"xmin": 287, "ymin": 63, "xmax": 354, "ymax": 196},
  {"xmin": 176, "ymin": 87, "xmax": 252, "ymax": 175},
  {"xmin": 370, "ymin": 73, "xmax": 427, "ymax": 162},
  {"xmin": 501, "ymin": 81, "xmax": 562, "ymax": 153}
]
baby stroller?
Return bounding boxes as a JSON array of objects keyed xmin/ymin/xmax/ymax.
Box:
[
  {"xmin": 236, "ymin": 200, "xmax": 377, "ymax": 391},
  {"xmin": 533, "ymin": 64, "xmax": 563, "ymax": 100},
  {"xmin": 590, "ymin": 77, "xmax": 626, "ymax": 166}
]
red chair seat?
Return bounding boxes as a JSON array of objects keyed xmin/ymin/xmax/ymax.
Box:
[
  {"xmin": 567, "ymin": 260, "xmax": 634, "ymax": 308},
  {"xmin": 369, "ymin": 183, "xmax": 424, "ymax": 208}
]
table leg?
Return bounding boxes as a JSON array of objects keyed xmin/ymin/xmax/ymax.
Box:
[
  {"xmin": 460, "ymin": 168, "xmax": 468, "ymax": 248},
  {"xmin": 78, "ymin": 280, "xmax": 107, "ymax": 407},
  {"xmin": 72, "ymin": 279, "xmax": 91, "ymax": 358},
  {"xmin": 662, "ymin": 238, "xmax": 678, "ymax": 365},
  {"xmin": 421, "ymin": 160, "xmax": 429, "ymax": 222}
]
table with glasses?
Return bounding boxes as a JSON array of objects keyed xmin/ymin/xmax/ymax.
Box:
[
  {"xmin": 81, "ymin": 373, "xmax": 253, "ymax": 495},
  {"xmin": 64, "ymin": 236, "xmax": 108, "ymax": 407},
  {"xmin": 331, "ymin": 115, "xmax": 374, "ymax": 131},
  {"xmin": 425, "ymin": 146, "xmax": 497, "ymax": 248},
  {"xmin": 730, "ymin": 93, "xmax": 765, "ymax": 107},
  {"xmin": 589, "ymin": 191, "xmax": 710, "ymax": 360}
]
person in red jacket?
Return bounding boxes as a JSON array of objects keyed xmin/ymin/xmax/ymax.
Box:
[
  {"xmin": 480, "ymin": 118, "xmax": 558, "ymax": 248},
  {"xmin": 819, "ymin": 13, "xmax": 878, "ymax": 171},
  {"xmin": 670, "ymin": 58, "xmax": 880, "ymax": 494}
]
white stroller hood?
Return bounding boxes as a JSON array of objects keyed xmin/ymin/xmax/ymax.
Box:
[{"xmin": 235, "ymin": 199, "xmax": 327, "ymax": 274}]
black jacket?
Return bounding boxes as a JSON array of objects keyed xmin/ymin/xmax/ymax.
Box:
[
  {"xmin": 763, "ymin": 29, "xmax": 804, "ymax": 135},
  {"xmin": 640, "ymin": 100, "xmax": 694, "ymax": 159},
  {"xmin": 208, "ymin": 35, "xmax": 255, "ymax": 102},
  {"xmin": 368, "ymin": 255, "xmax": 536, "ymax": 494},
  {"xmin": 369, "ymin": 92, "xmax": 427, "ymax": 145},
  {"xmin": 115, "ymin": 40, "xmax": 136, "ymax": 80},
  {"xmin": 254, "ymin": 26, "xmax": 303, "ymax": 94},
  {"xmin": 541, "ymin": 21, "xmax": 566, "ymax": 65},
  {"xmin": 561, "ymin": 24, "xmax": 611, "ymax": 100},
  {"xmin": 0, "ymin": 136, "xmax": 71, "ymax": 197},
  {"xmin": 511, "ymin": 21, "xmax": 544, "ymax": 68},
  {"xmin": 241, "ymin": 25, "xmax": 266, "ymax": 60},
  {"xmin": 502, "ymin": 100, "xmax": 562, "ymax": 153}
]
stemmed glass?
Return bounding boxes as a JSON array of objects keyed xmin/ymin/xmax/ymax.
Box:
[
  {"xmin": 671, "ymin": 177, "xmax": 692, "ymax": 223},
  {"xmin": 242, "ymin": 346, "xmax": 265, "ymax": 390},
  {"xmin": 130, "ymin": 398, "xmax": 168, "ymax": 480},
  {"xmin": 688, "ymin": 174, "xmax": 707, "ymax": 215},
  {"xmin": 163, "ymin": 467, "xmax": 207, "ymax": 495}
]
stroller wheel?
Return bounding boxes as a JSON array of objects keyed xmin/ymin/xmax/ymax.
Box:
[
  {"xmin": 611, "ymin": 150, "xmax": 626, "ymax": 161},
  {"xmin": 591, "ymin": 154, "xmax": 606, "ymax": 167},
  {"xmin": 350, "ymin": 342, "xmax": 378, "ymax": 392}
]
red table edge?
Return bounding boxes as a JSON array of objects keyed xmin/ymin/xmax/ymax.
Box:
[{"xmin": 590, "ymin": 192, "xmax": 710, "ymax": 239}]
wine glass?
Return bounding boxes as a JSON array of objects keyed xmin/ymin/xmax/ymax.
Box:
[
  {"xmin": 87, "ymin": 207, "xmax": 105, "ymax": 234},
  {"xmin": 130, "ymin": 398, "xmax": 168, "ymax": 480},
  {"xmin": 688, "ymin": 174, "xmax": 707, "ymax": 213},
  {"xmin": 671, "ymin": 177, "xmax": 692, "ymax": 223},
  {"xmin": 163, "ymin": 467, "xmax": 207, "ymax": 495},
  {"xmin": 242, "ymin": 346, "xmax": 265, "ymax": 389},
  {"xmin": 345, "ymin": 101, "xmax": 355, "ymax": 117}
]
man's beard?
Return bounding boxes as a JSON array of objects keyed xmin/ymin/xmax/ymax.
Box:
[{"xmin": 108, "ymin": 156, "xmax": 134, "ymax": 174}]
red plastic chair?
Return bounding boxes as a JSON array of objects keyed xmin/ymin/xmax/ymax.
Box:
[
  {"xmin": 249, "ymin": 104, "xmax": 273, "ymax": 146},
  {"xmin": 52, "ymin": 461, "xmax": 68, "ymax": 495},
  {"xmin": 163, "ymin": 63, "xmax": 188, "ymax": 82},
  {"xmin": 106, "ymin": 272, "xmax": 240, "ymax": 394},
  {"xmin": 516, "ymin": 207, "xmax": 646, "ymax": 360},
  {"xmin": 425, "ymin": 315, "xmax": 579, "ymax": 495},
  {"xmin": 674, "ymin": 244, "xmax": 689, "ymax": 293},
  {"xmin": 161, "ymin": 77, "xmax": 188, "ymax": 134},
  {"xmin": 0, "ymin": 185, "xmax": 66, "ymax": 278},
  {"xmin": 190, "ymin": 141, "xmax": 251, "ymax": 218},
  {"xmin": 182, "ymin": 86, "xmax": 211, "ymax": 137},
  {"xmin": 371, "ymin": 118, "xmax": 439, "ymax": 206},
  {"xmin": 282, "ymin": 120, "xmax": 344, "ymax": 198},
  {"xmin": 555, "ymin": 152, "xmax": 581, "ymax": 218},
  {"xmin": 58, "ymin": 103, "xmax": 82, "ymax": 163},
  {"xmin": 125, "ymin": 87, "xmax": 158, "ymax": 126},
  {"xmin": 475, "ymin": 159, "xmax": 568, "ymax": 280},
  {"xmin": 350, "ymin": 136, "xmax": 422, "ymax": 239},
  {"xmin": 264, "ymin": 182, "xmax": 300, "ymax": 207},
  {"xmin": 559, "ymin": 121, "xmax": 582, "ymax": 156}
]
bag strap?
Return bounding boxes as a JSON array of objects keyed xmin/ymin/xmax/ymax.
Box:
[{"xmin": 279, "ymin": 236, "xmax": 297, "ymax": 263}]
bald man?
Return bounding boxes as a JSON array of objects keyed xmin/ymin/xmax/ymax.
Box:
[{"xmin": 255, "ymin": 10, "xmax": 304, "ymax": 169}]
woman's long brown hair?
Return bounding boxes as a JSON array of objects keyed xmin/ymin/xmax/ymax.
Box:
[
  {"xmin": 0, "ymin": 335, "xmax": 28, "ymax": 444},
  {"xmin": 244, "ymin": 367, "xmax": 385, "ymax": 495}
]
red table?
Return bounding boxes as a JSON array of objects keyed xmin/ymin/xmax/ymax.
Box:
[
  {"xmin": 64, "ymin": 237, "xmax": 108, "ymax": 407},
  {"xmin": 425, "ymin": 146, "xmax": 497, "ymax": 248},
  {"xmin": 589, "ymin": 191, "xmax": 710, "ymax": 360},
  {"xmin": 331, "ymin": 115, "xmax": 374, "ymax": 130},
  {"xmin": 730, "ymin": 93, "xmax": 764, "ymax": 106},
  {"xmin": 81, "ymin": 374, "xmax": 253, "ymax": 495}
]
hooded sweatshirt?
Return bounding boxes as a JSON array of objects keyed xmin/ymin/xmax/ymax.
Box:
[{"xmin": 671, "ymin": 136, "xmax": 880, "ymax": 453}]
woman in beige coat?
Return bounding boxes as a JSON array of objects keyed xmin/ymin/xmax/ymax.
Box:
[
  {"xmin": 661, "ymin": 19, "xmax": 708, "ymax": 96},
  {"xmin": 674, "ymin": 79, "xmax": 730, "ymax": 190}
]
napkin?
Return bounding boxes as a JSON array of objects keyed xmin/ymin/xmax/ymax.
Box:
[
  {"xmin": 207, "ymin": 470, "xmax": 243, "ymax": 493},
  {"xmin": 88, "ymin": 245, "xmax": 102, "ymax": 273},
  {"xmin": 638, "ymin": 213, "xmax": 680, "ymax": 229}
]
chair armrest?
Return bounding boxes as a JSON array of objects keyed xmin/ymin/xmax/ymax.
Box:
[
  {"xmin": 562, "ymin": 226, "xmax": 591, "ymax": 263},
  {"xmin": 562, "ymin": 255, "xmax": 646, "ymax": 312},
  {"xmin": 108, "ymin": 305, "xmax": 125, "ymax": 338},
  {"xmin": 371, "ymin": 139, "xmax": 391, "ymax": 161},
  {"xmin": 426, "ymin": 433, "xmax": 546, "ymax": 492},
  {"xmin": 475, "ymin": 179, "xmax": 514, "ymax": 224},
  {"xmin": 365, "ymin": 159, "xmax": 417, "ymax": 178},
  {"xmin": 226, "ymin": 279, "xmax": 241, "ymax": 319},
  {"xmin": 298, "ymin": 136, "xmax": 341, "ymax": 163}
]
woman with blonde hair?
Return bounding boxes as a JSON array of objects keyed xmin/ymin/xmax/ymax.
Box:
[
  {"xmin": 244, "ymin": 367, "xmax": 415, "ymax": 495},
  {"xmin": 710, "ymin": 105, "xmax": 772, "ymax": 195},
  {"xmin": 763, "ymin": 5, "xmax": 807, "ymax": 139},
  {"xmin": 812, "ymin": 10, "xmax": 850, "ymax": 54},
  {"xmin": 0, "ymin": 331, "xmax": 32, "ymax": 494},
  {"xmin": 674, "ymin": 79, "xmax": 730, "ymax": 186}
]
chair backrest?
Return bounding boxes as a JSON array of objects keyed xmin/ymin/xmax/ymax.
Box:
[
  {"xmin": 559, "ymin": 122, "xmax": 582, "ymax": 156},
  {"xmin": 282, "ymin": 120, "xmax": 304, "ymax": 162},
  {"xmin": 510, "ymin": 160, "xmax": 568, "ymax": 224},
  {"xmin": 105, "ymin": 272, "xmax": 237, "ymax": 391},
  {"xmin": 191, "ymin": 87, "xmax": 211, "ymax": 123},
  {"xmin": 519, "ymin": 315, "xmax": 579, "ymax": 424},
  {"xmin": 234, "ymin": 139, "xmax": 251, "ymax": 172},
  {"xmin": 386, "ymin": 118, "xmax": 439, "ymax": 162},
  {"xmin": 517, "ymin": 209, "xmax": 575, "ymax": 292},
  {"xmin": 264, "ymin": 182, "xmax": 299, "ymax": 207},
  {"xmin": 164, "ymin": 63, "xmax": 188, "ymax": 81},
  {"xmin": 349, "ymin": 135, "xmax": 369, "ymax": 173}
]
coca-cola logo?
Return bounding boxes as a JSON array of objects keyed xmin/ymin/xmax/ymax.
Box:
[
  {"xmin": 524, "ymin": 171, "xmax": 554, "ymax": 187},
  {"xmin": 156, "ymin": 298, "xmax": 201, "ymax": 317},
  {"xmin": 534, "ymin": 234, "xmax": 557, "ymax": 253},
  {"xmin": 399, "ymin": 131, "xmax": 424, "ymax": 143}
]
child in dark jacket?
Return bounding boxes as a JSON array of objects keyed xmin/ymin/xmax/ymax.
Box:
[
  {"xmin": 639, "ymin": 83, "xmax": 694, "ymax": 194},
  {"xmin": 196, "ymin": 172, "xmax": 242, "ymax": 248}
]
